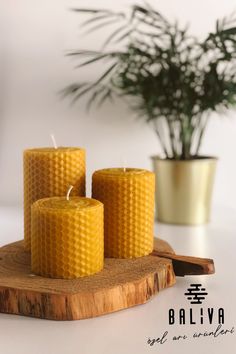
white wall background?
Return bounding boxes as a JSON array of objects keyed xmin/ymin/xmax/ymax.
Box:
[{"xmin": 1, "ymin": 0, "xmax": 236, "ymax": 207}]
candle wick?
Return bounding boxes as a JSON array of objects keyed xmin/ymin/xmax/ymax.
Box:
[
  {"xmin": 120, "ymin": 156, "xmax": 127, "ymax": 173},
  {"xmin": 66, "ymin": 185, "xmax": 74, "ymax": 201},
  {"xmin": 50, "ymin": 133, "xmax": 58, "ymax": 149}
]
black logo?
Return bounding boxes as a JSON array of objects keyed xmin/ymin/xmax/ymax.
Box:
[{"xmin": 184, "ymin": 284, "xmax": 208, "ymax": 304}]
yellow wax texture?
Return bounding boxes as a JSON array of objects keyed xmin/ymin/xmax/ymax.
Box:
[
  {"xmin": 31, "ymin": 197, "xmax": 104, "ymax": 279},
  {"xmin": 92, "ymin": 168, "xmax": 155, "ymax": 258},
  {"xmin": 24, "ymin": 147, "xmax": 86, "ymax": 251}
]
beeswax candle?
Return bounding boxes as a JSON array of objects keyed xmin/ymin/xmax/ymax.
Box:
[
  {"xmin": 92, "ymin": 168, "xmax": 155, "ymax": 258},
  {"xmin": 24, "ymin": 147, "xmax": 85, "ymax": 251},
  {"xmin": 31, "ymin": 197, "xmax": 104, "ymax": 279}
]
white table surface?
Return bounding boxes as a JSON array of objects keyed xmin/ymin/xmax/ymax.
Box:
[{"xmin": 0, "ymin": 205, "xmax": 235, "ymax": 354}]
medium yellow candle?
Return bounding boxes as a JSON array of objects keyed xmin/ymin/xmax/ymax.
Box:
[
  {"xmin": 24, "ymin": 147, "xmax": 85, "ymax": 251},
  {"xmin": 31, "ymin": 197, "xmax": 104, "ymax": 279},
  {"xmin": 92, "ymin": 168, "xmax": 155, "ymax": 259}
]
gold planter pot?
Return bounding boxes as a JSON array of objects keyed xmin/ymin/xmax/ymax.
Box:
[{"xmin": 151, "ymin": 157, "xmax": 217, "ymax": 225}]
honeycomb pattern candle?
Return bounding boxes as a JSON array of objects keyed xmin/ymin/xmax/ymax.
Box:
[
  {"xmin": 24, "ymin": 147, "xmax": 85, "ymax": 250},
  {"xmin": 31, "ymin": 196, "xmax": 104, "ymax": 279},
  {"xmin": 92, "ymin": 168, "xmax": 155, "ymax": 258}
]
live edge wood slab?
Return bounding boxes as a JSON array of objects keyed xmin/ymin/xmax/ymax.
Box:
[{"xmin": 0, "ymin": 238, "xmax": 214, "ymax": 321}]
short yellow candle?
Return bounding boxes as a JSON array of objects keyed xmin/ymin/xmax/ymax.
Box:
[
  {"xmin": 92, "ymin": 168, "xmax": 155, "ymax": 258},
  {"xmin": 31, "ymin": 197, "xmax": 104, "ymax": 279},
  {"xmin": 24, "ymin": 147, "xmax": 85, "ymax": 251}
]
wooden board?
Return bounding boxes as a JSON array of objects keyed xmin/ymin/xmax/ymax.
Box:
[
  {"xmin": 0, "ymin": 239, "xmax": 176, "ymax": 320},
  {"xmin": 152, "ymin": 239, "xmax": 215, "ymax": 276},
  {"xmin": 0, "ymin": 239, "xmax": 214, "ymax": 321}
]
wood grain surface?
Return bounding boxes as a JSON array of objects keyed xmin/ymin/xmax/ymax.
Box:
[
  {"xmin": 152, "ymin": 250, "xmax": 215, "ymax": 276},
  {"xmin": 0, "ymin": 239, "xmax": 176, "ymax": 321}
]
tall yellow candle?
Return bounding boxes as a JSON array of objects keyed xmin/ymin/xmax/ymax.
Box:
[
  {"xmin": 92, "ymin": 168, "xmax": 155, "ymax": 259},
  {"xmin": 24, "ymin": 147, "xmax": 85, "ymax": 251},
  {"xmin": 31, "ymin": 197, "xmax": 104, "ymax": 279}
]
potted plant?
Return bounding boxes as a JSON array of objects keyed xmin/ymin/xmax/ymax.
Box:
[{"xmin": 63, "ymin": 3, "xmax": 236, "ymax": 224}]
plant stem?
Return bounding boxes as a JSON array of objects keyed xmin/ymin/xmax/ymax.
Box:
[
  {"xmin": 180, "ymin": 117, "xmax": 194, "ymax": 159},
  {"xmin": 166, "ymin": 119, "xmax": 176, "ymax": 159},
  {"xmin": 195, "ymin": 114, "xmax": 208, "ymax": 156},
  {"xmin": 153, "ymin": 120, "xmax": 170, "ymax": 158}
]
